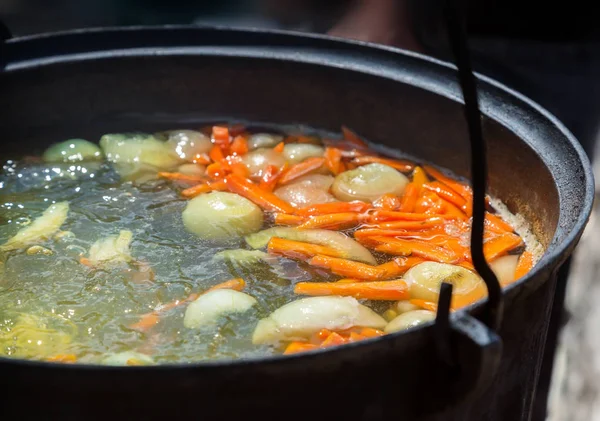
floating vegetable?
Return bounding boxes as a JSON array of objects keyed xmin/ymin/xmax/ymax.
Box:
[
  {"xmin": 184, "ymin": 289, "xmax": 257, "ymax": 329},
  {"xmin": 213, "ymin": 249, "xmax": 271, "ymax": 264},
  {"xmin": 252, "ymin": 296, "xmax": 386, "ymax": 345},
  {"xmin": 163, "ymin": 130, "xmax": 212, "ymax": 162},
  {"xmin": 248, "ymin": 133, "xmax": 284, "ymax": 150},
  {"xmin": 1, "ymin": 202, "xmax": 69, "ymax": 252},
  {"xmin": 385, "ymin": 310, "xmax": 436, "ymax": 333},
  {"xmin": 331, "ymin": 163, "xmax": 409, "ymax": 202},
  {"xmin": 182, "ymin": 191, "xmax": 263, "ymax": 242},
  {"xmin": 87, "ymin": 230, "xmax": 133, "ymax": 265},
  {"xmin": 43, "ymin": 139, "xmax": 103, "ymax": 163},
  {"xmin": 283, "ymin": 144, "xmax": 325, "ymax": 164},
  {"xmin": 490, "ymin": 254, "xmax": 519, "ymax": 286},
  {"xmin": 243, "ymin": 148, "xmax": 286, "ymax": 177}
]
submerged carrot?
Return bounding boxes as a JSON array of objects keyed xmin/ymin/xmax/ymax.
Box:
[
  {"xmin": 284, "ymin": 342, "xmax": 318, "ymax": 355},
  {"xmin": 129, "ymin": 312, "xmax": 160, "ymax": 332},
  {"xmin": 225, "ymin": 174, "xmax": 295, "ymax": 214},
  {"xmin": 398, "ymin": 183, "xmax": 419, "ymax": 212},
  {"xmin": 297, "ymin": 212, "xmax": 364, "ymax": 230},
  {"xmin": 158, "ymin": 172, "xmax": 205, "ymax": 183},
  {"xmin": 320, "ymin": 332, "xmax": 346, "ymax": 348},
  {"xmin": 308, "ymin": 255, "xmax": 386, "ymax": 281},
  {"xmin": 209, "ymin": 144, "xmax": 226, "ymax": 162},
  {"xmin": 372, "ymin": 194, "xmax": 402, "ymax": 210},
  {"xmin": 351, "ymin": 156, "xmax": 414, "ymax": 172},
  {"xmin": 295, "ymin": 280, "xmax": 410, "ymax": 301},
  {"xmin": 259, "ymin": 164, "xmax": 284, "ymax": 191},
  {"xmin": 273, "ymin": 141, "xmax": 285, "ymax": 153},
  {"xmin": 359, "ymin": 327, "xmax": 385, "ymax": 338},
  {"xmin": 273, "ymin": 213, "xmax": 305, "ymax": 226},
  {"xmin": 46, "ymin": 354, "xmax": 77, "ymax": 363},
  {"xmin": 268, "ymin": 237, "xmax": 345, "ymax": 260},
  {"xmin": 515, "ymin": 251, "xmax": 535, "ymax": 279},
  {"xmin": 212, "ymin": 126, "xmax": 230, "ymax": 146},
  {"xmin": 296, "ymin": 201, "xmax": 370, "ymax": 217},
  {"xmin": 230, "ymin": 135, "xmax": 249, "ymax": 155},
  {"xmin": 325, "ymin": 147, "xmax": 344, "ymax": 175},
  {"xmin": 483, "ymin": 233, "xmax": 524, "ymax": 261},
  {"xmin": 412, "ymin": 166, "xmax": 429, "ymax": 187},
  {"xmin": 409, "ymin": 299, "xmax": 439, "ymax": 312},
  {"xmin": 181, "ymin": 180, "xmax": 227, "ymax": 198},
  {"xmin": 423, "ymin": 165, "xmax": 473, "ymax": 201},
  {"xmin": 278, "ymin": 157, "xmax": 325, "ymax": 185},
  {"xmin": 485, "ymin": 212, "xmax": 515, "ymax": 234}
]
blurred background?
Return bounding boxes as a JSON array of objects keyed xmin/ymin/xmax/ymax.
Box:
[{"xmin": 1, "ymin": 1, "xmax": 599, "ymax": 420}]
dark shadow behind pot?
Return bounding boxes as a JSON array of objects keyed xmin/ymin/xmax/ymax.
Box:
[{"xmin": 0, "ymin": 27, "xmax": 593, "ymax": 421}]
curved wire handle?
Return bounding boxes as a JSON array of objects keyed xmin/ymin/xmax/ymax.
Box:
[{"xmin": 437, "ymin": 0, "xmax": 504, "ymax": 332}]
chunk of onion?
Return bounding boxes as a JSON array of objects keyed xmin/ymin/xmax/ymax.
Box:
[
  {"xmin": 252, "ymin": 296, "xmax": 386, "ymax": 344},
  {"xmin": 490, "ymin": 255, "xmax": 519, "ymax": 286},
  {"xmin": 43, "ymin": 139, "xmax": 103, "ymax": 163},
  {"xmin": 243, "ymin": 148, "xmax": 287, "ymax": 177},
  {"xmin": 248, "ymin": 133, "xmax": 284, "ymax": 150},
  {"xmin": 164, "ymin": 130, "xmax": 212, "ymax": 162},
  {"xmin": 291, "ymin": 174, "xmax": 335, "ymax": 190},
  {"xmin": 88, "ymin": 230, "xmax": 133, "ymax": 265},
  {"xmin": 385, "ymin": 310, "xmax": 436, "ymax": 333},
  {"xmin": 184, "ymin": 289, "xmax": 257, "ymax": 329},
  {"xmin": 213, "ymin": 249, "xmax": 271, "ymax": 264},
  {"xmin": 394, "ymin": 300, "xmax": 421, "ymax": 314},
  {"xmin": 274, "ymin": 183, "xmax": 336, "ymax": 208},
  {"xmin": 245, "ymin": 227, "xmax": 376, "ymax": 264},
  {"xmin": 177, "ymin": 163, "xmax": 206, "ymax": 177},
  {"xmin": 404, "ymin": 262, "xmax": 486, "ymax": 309},
  {"xmin": 102, "ymin": 351, "xmax": 154, "ymax": 366},
  {"xmin": 283, "ymin": 144, "xmax": 325, "ymax": 164},
  {"xmin": 1, "ymin": 202, "xmax": 69, "ymax": 251},
  {"xmin": 182, "ymin": 191, "xmax": 263, "ymax": 243},
  {"xmin": 331, "ymin": 163, "xmax": 409, "ymax": 202}
]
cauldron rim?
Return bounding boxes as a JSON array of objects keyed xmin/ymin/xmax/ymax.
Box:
[{"xmin": 0, "ymin": 25, "xmax": 594, "ymax": 370}]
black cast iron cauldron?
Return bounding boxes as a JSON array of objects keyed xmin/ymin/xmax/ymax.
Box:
[{"xmin": 0, "ymin": 26, "xmax": 594, "ymax": 421}]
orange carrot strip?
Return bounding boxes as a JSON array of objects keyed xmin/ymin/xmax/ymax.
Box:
[
  {"xmin": 268, "ymin": 237, "xmax": 346, "ymax": 260},
  {"xmin": 296, "ymin": 201, "xmax": 370, "ymax": 217},
  {"xmin": 274, "ymin": 213, "xmax": 305, "ymax": 226},
  {"xmin": 320, "ymin": 332, "xmax": 347, "ymax": 348},
  {"xmin": 273, "ymin": 141, "xmax": 285, "ymax": 153},
  {"xmin": 349, "ymin": 332, "xmax": 368, "ymax": 342},
  {"xmin": 181, "ymin": 180, "xmax": 227, "ymax": 198},
  {"xmin": 336, "ymin": 278, "xmax": 364, "ymax": 284},
  {"xmin": 278, "ymin": 157, "xmax": 326, "ymax": 185},
  {"xmin": 209, "ymin": 145, "xmax": 225, "ymax": 162},
  {"xmin": 439, "ymin": 197, "xmax": 468, "ymax": 219},
  {"xmin": 372, "ymin": 217, "xmax": 446, "ymax": 231},
  {"xmin": 409, "ymin": 299, "xmax": 439, "ymax": 312},
  {"xmin": 314, "ymin": 329, "xmax": 334, "ymax": 342},
  {"xmin": 484, "ymin": 233, "xmax": 524, "ymax": 261},
  {"xmin": 378, "ymin": 257, "xmax": 424, "ymax": 278},
  {"xmin": 225, "ymin": 174, "xmax": 295, "ymax": 213},
  {"xmin": 485, "ymin": 212, "xmax": 515, "ymax": 234},
  {"xmin": 412, "ymin": 166, "xmax": 429, "ymax": 187},
  {"xmin": 259, "ymin": 164, "xmax": 286, "ymax": 192},
  {"xmin": 230, "ymin": 135, "xmax": 249, "ymax": 156},
  {"xmin": 372, "ymin": 194, "xmax": 402, "ymax": 210},
  {"xmin": 229, "ymin": 162, "xmax": 249, "ymax": 178},
  {"xmin": 515, "ymin": 251, "xmax": 535, "ymax": 279},
  {"xmin": 129, "ymin": 313, "xmax": 160, "ymax": 332},
  {"xmin": 423, "ymin": 165, "xmax": 473, "ymax": 201},
  {"xmin": 398, "ymin": 183, "xmax": 419, "ymax": 212},
  {"xmin": 360, "ymin": 327, "xmax": 385, "ymax": 338},
  {"xmin": 325, "ymin": 147, "xmax": 343, "ymax": 175},
  {"xmin": 415, "ymin": 191, "xmax": 445, "ymax": 214},
  {"xmin": 158, "ymin": 172, "xmax": 205, "ymax": 183},
  {"xmin": 367, "ymin": 210, "xmax": 431, "ymax": 222},
  {"xmin": 372, "ymin": 237, "xmax": 458, "ymax": 263},
  {"xmin": 354, "ymin": 227, "xmax": 449, "ymax": 242},
  {"xmin": 212, "ymin": 126, "xmax": 230, "ymax": 146},
  {"xmin": 341, "ymin": 126, "xmax": 369, "ymax": 148},
  {"xmin": 284, "ymin": 342, "xmax": 318, "ymax": 355},
  {"xmin": 351, "ymin": 156, "xmax": 414, "ymax": 172},
  {"xmin": 308, "ymin": 255, "xmax": 386, "ymax": 281},
  {"xmin": 295, "ymin": 280, "xmax": 409, "ymax": 301},
  {"xmin": 458, "ymin": 261, "xmax": 475, "ymax": 271},
  {"xmin": 297, "ymin": 212, "xmax": 364, "ymax": 230},
  {"xmin": 423, "ymin": 181, "xmax": 467, "ymax": 209},
  {"xmin": 79, "ymin": 257, "xmax": 93, "ymax": 267},
  {"xmin": 46, "ymin": 354, "xmax": 78, "ymax": 363}
]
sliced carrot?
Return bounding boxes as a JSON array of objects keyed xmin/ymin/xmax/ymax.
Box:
[
  {"xmin": 308, "ymin": 255, "xmax": 386, "ymax": 281},
  {"xmin": 325, "ymin": 147, "xmax": 343, "ymax": 175},
  {"xmin": 372, "ymin": 217, "xmax": 446, "ymax": 231},
  {"xmin": 349, "ymin": 332, "xmax": 368, "ymax": 342},
  {"xmin": 296, "ymin": 201, "xmax": 370, "ymax": 217},
  {"xmin": 268, "ymin": 237, "xmax": 346, "ymax": 260},
  {"xmin": 129, "ymin": 312, "xmax": 160, "ymax": 332},
  {"xmin": 351, "ymin": 156, "xmax": 414, "ymax": 172},
  {"xmin": 158, "ymin": 172, "xmax": 205, "ymax": 183},
  {"xmin": 335, "ymin": 278, "xmax": 364, "ymax": 284},
  {"xmin": 341, "ymin": 126, "xmax": 369, "ymax": 148},
  {"xmin": 297, "ymin": 212, "xmax": 364, "ymax": 230},
  {"xmin": 368, "ymin": 210, "xmax": 431, "ymax": 222},
  {"xmin": 439, "ymin": 197, "xmax": 468, "ymax": 219},
  {"xmin": 212, "ymin": 126, "xmax": 230, "ymax": 146},
  {"xmin": 295, "ymin": 279, "xmax": 409, "ymax": 301},
  {"xmin": 79, "ymin": 257, "xmax": 93, "ymax": 267},
  {"xmin": 423, "ymin": 181, "xmax": 467, "ymax": 209},
  {"xmin": 515, "ymin": 251, "xmax": 535, "ymax": 279},
  {"xmin": 483, "ymin": 233, "xmax": 524, "ymax": 261},
  {"xmin": 259, "ymin": 164, "xmax": 286, "ymax": 192},
  {"xmin": 273, "ymin": 141, "xmax": 285, "ymax": 153},
  {"xmin": 181, "ymin": 180, "xmax": 227, "ymax": 198},
  {"xmin": 485, "ymin": 212, "xmax": 515, "ymax": 234},
  {"xmin": 372, "ymin": 194, "xmax": 402, "ymax": 210},
  {"xmin": 314, "ymin": 329, "xmax": 334, "ymax": 342},
  {"xmin": 46, "ymin": 354, "xmax": 77, "ymax": 363},
  {"xmin": 377, "ymin": 257, "xmax": 424, "ymax": 278},
  {"xmin": 423, "ymin": 165, "xmax": 473, "ymax": 201},
  {"xmin": 320, "ymin": 332, "xmax": 347, "ymax": 348},
  {"xmin": 458, "ymin": 261, "xmax": 475, "ymax": 271},
  {"xmin": 273, "ymin": 213, "xmax": 305, "ymax": 226},
  {"xmin": 398, "ymin": 183, "xmax": 419, "ymax": 212},
  {"xmin": 230, "ymin": 135, "xmax": 249, "ymax": 156},
  {"xmin": 209, "ymin": 144, "xmax": 225, "ymax": 163},
  {"xmin": 229, "ymin": 162, "xmax": 249, "ymax": 178},
  {"xmin": 412, "ymin": 166, "xmax": 429, "ymax": 187},
  {"xmin": 225, "ymin": 174, "xmax": 295, "ymax": 214},
  {"xmin": 284, "ymin": 342, "xmax": 318, "ymax": 355},
  {"xmin": 278, "ymin": 157, "xmax": 326, "ymax": 185},
  {"xmin": 354, "ymin": 227, "xmax": 449, "ymax": 242},
  {"xmin": 372, "ymin": 237, "xmax": 458, "ymax": 263},
  {"xmin": 359, "ymin": 327, "xmax": 385, "ymax": 338},
  {"xmin": 415, "ymin": 191, "xmax": 445, "ymax": 214},
  {"xmin": 409, "ymin": 299, "xmax": 439, "ymax": 312}
]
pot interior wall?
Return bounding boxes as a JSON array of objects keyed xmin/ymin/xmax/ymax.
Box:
[{"xmin": 0, "ymin": 54, "xmax": 558, "ymax": 245}]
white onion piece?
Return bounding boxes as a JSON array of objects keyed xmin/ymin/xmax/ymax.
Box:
[
  {"xmin": 331, "ymin": 163, "xmax": 409, "ymax": 202},
  {"xmin": 385, "ymin": 310, "xmax": 436, "ymax": 333},
  {"xmin": 292, "ymin": 174, "xmax": 335, "ymax": 190},
  {"xmin": 274, "ymin": 183, "xmax": 336, "ymax": 208},
  {"xmin": 88, "ymin": 230, "xmax": 133, "ymax": 264},
  {"xmin": 165, "ymin": 130, "xmax": 212, "ymax": 162},
  {"xmin": 184, "ymin": 289, "xmax": 257, "ymax": 329},
  {"xmin": 394, "ymin": 300, "xmax": 421, "ymax": 314},
  {"xmin": 283, "ymin": 144, "xmax": 325, "ymax": 164},
  {"xmin": 404, "ymin": 262, "xmax": 486, "ymax": 309},
  {"xmin": 490, "ymin": 255, "xmax": 519, "ymax": 286},
  {"xmin": 182, "ymin": 192, "xmax": 263, "ymax": 242},
  {"xmin": 43, "ymin": 139, "xmax": 102, "ymax": 163},
  {"xmin": 243, "ymin": 148, "xmax": 286, "ymax": 177},
  {"xmin": 177, "ymin": 163, "xmax": 206, "ymax": 177},
  {"xmin": 248, "ymin": 133, "xmax": 284, "ymax": 150},
  {"xmin": 1, "ymin": 202, "xmax": 69, "ymax": 252},
  {"xmin": 252, "ymin": 296, "xmax": 386, "ymax": 344},
  {"xmin": 245, "ymin": 227, "xmax": 376, "ymax": 265},
  {"xmin": 213, "ymin": 249, "xmax": 270, "ymax": 264},
  {"xmin": 103, "ymin": 351, "xmax": 154, "ymax": 366}
]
